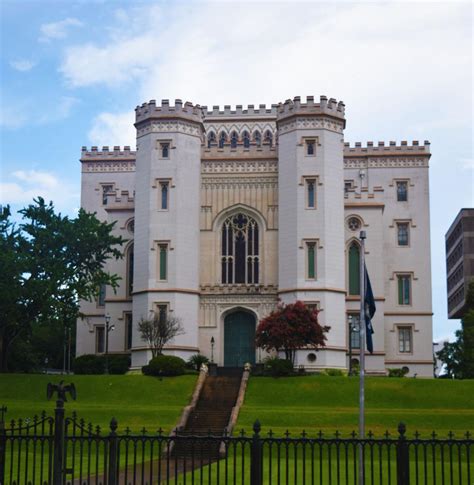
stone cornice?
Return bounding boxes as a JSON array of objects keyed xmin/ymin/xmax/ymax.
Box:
[
  {"xmin": 201, "ymin": 160, "xmax": 278, "ymax": 174},
  {"xmin": 278, "ymin": 116, "xmax": 344, "ymax": 135},
  {"xmin": 136, "ymin": 119, "xmax": 203, "ymax": 139},
  {"xmin": 82, "ymin": 161, "xmax": 136, "ymax": 173},
  {"xmin": 344, "ymin": 157, "xmax": 429, "ymax": 169}
]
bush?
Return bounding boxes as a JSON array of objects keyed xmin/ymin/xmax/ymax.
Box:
[
  {"xmin": 73, "ymin": 354, "xmax": 105, "ymax": 375},
  {"xmin": 107, "ymin": 354, "xmax": 130, "ymax": 375},
  {"xmin": 186, "ymin": 354, "xmax": 209, "ymax": 371},
  {"xmin": 144, "ymin": 355, "xmax": 186, "ymax": 377},
  {"xmin": 388, "ymin": 367, "xmax": 409, "ymax": 378},
  {"xmin": 324, "ymin": 368, "xmax": 345, "ymax": 377},
  {"xmin": 263, "ymin": 357, "xmax": 294, "ymax": 377}
]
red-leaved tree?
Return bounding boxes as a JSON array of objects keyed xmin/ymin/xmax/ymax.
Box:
[{"xmin": 255, "ymin": 300, "xmax": 330, "ymax": 363}]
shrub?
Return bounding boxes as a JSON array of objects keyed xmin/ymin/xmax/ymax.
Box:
[
  {"xmin": 144, "ymin": 355, "xmax": 186, "ymax": 377},
  {"xmin": 107, "ymin": 354, "xmax": 130, "ymax": 375},
  {"xmin": 73, "ymin": 354, "xmax": 105, "ymax": 375},
  {"xmin": 263, "ymin": 357, "xmax": 294, "ymax": 377},
  {"xmin": 186, "ymin": 354, "xmax": 209, "ymax": 371},
  {"xmin": 324, "ymin": 368, "xmax": 345, "ymax": 377},
  {"xmin": 388, "ymin": 367, "xmax": 409, "ymax": 378}
]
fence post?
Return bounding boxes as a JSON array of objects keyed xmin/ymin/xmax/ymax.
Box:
[
  {"xmin": 52, "ymin": 395, "xmax": 65, "ymax": 485},
  {"xmin": 251, "ymin": 420, "xmax": 263, "ymax": 485},
  {"xmin": 396, "ymin": 422, "xmax": 410, "ymax": 485},
  {"xmin": 0, "ymin": 406, "xmax": 7, "ymax": 485},
  {"xmin": 108, "ymin": 418, "xmax": 118, "ymax": 485}
]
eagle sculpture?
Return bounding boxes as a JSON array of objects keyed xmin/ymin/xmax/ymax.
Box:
[{"xmin": 47, "ymin": 381, "xmax": 77, "ymax": 402}]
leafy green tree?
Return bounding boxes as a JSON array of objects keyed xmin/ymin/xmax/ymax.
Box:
[{"xmin": 0, "ymin": 198, "xmax": 125, "ymax": 372}]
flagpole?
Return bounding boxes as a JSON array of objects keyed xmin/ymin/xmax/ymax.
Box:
[{"xmin": 359, "ymin": 230, "xmax": 366, "ymax": 485}]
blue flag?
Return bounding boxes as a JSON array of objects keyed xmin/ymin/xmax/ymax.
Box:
[{"xmin": 364, "ymin": 265, "xmax": 376, "ymax": 354}]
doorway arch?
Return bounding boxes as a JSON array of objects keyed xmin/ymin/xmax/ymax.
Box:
[{"xmin": 224, "ymin": 310, "xmax": 256, "ymax": 367}]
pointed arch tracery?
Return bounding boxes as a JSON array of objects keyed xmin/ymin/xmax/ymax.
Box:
[
  {"xmin": 221, "ymin": 213, "xmax": 259, "ymax": 285},
  {"xmin": 219, "ymin": 131, "xmax": 227, "ymax": 148}
]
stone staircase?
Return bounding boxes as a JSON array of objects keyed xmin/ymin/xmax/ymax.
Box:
[{"xmin": 173, "ymin": 368, "xmax": 242, "ymax": 460}]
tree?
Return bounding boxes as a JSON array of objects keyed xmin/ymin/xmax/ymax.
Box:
[
  {"xmin": 255, "ymin": 300, "xmax": 330, "ymax": 363},
  {"xmin": 138, "ymin": 312, "xmax": 184, "ymax": 358},
  {"xmin": 0, "ymin": 198, "xmax": 125, "ymax": 372},
  {"xmin": 437, "ymin": 280, "xmax": 474, "ymax": 379}
]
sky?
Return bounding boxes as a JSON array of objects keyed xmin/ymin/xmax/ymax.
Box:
[{"xmin": 0, "ymin": 0, "xmax": 472, "ymax": 343}]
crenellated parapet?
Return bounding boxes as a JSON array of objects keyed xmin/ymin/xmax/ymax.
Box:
[
  {"xmin": 135, "ymin": 99, "xmax": 203, "ymax": 127},
  {"xmin": 202, "ymin": 104, "xmax": 278, "ymax": 119},
  {"xmin": 80, "ymin": 146, "xmax": 136, "ymax": 173},
  {"xmin": 103, "ymin": 189, "xmax": 135, "ymax": 211},
  {"xmin": 344, "ymin": 140, "xmax": 430, "ymax": 155}
]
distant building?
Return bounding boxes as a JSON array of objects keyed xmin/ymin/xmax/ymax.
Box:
[
  {"xmin": 446, "ymin": 208, "xmax": 474, "ymax": 319},
  {"xmin": 76, "ymin": 95, "xmax": 434, "ymax": 377}
]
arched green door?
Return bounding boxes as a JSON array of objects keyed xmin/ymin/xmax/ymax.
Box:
[{"xmin": 224, "ymin": 311, "xmax": 256, "ymax": 367}]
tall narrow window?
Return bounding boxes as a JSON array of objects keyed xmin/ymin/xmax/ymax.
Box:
[
  {"xmin": 254, "ymin": 131, "xmax": 261, "ymax": 147},
  {"xmin": 125, "ymin": 313, "xmax": 133, "ymax": 350},
  {"xmin": 230, "ymin": 131, "xmax": 238, "ymax": 148},
  {"xmin": 160, "ymin": 182, "xmax": 169, "ymax": 210},
  {"xmin": 348, "ymin": 314, "xmax": 360, "ymax": 349},
  {"xmin": 96, "ymin": 326, "xmax": 105, "ymax": 353},
  {"xmin": 264, "ymin": 130, "xmax": 273, "ymax": 147},
  {"xmin": 398, "ymin": 326, "xmax": 412, "ymax": 353},
  {"xmin": 397, "ymin": 222, "xmax": 409, "ymax": 246},
  {"xmin": 221, "ymin": 213, "xmax": 259, "ymax": 284},
  {"xmin": 207, "ymin": 132, "xmax": 216, "ymax": 148},
  {"xmin": 306, "ymin": 179, "xmax": 316, "ymax": 208},
  {"xmin": 157, "ymin": 304, "xmax": 167, "ymax": 324},
  {"xmin": 98, "ymin": 284, "xmax": 106, "ymax": 307},
  {"xmin": 127, "ymin": 245, "xmax": 134, "ymax": 297},
  {"xmin": 159, "ymin": 244, "xmax": 168, "ymax": 281},
  {"xmin": 348, "ymin": 243, "xmax": 360, "ymax": 295},
  {"xmin": 397, "ymin": 275, "xmax": 411, "ymax": 305},
  {"xmin": 306, "ymin": 140, "xmax": 316, "ymax": 156},
  {"xmin": 219, "ymin": 132, "xmax": 227, "ymax": 148},
  {"xmin": 102, "ymin": 184, "xmax": 113, "ymax": 205},
  {"xmin": 396, "ymin": 181, "xmax": 408, "ymax": 201},
  {"xmin": 160, "ymin": 142, "xmax": 170, "ymax": 159},
  {"xmin": 306, "ymin": 242, "xmax": 316, "ymax": 279},
  {"xmin": 243, "ymin": 131, "xmax": 250, "ymax": 148}
]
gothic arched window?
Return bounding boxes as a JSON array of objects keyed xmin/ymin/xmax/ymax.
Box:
[
  {"xmin": 264, "ymin": 130, "xmax": 273, "ymax": 147},
  {"xmin": 348, "ymin": 242, "xmax": 360, "ymax": 295},
  {"xmin": 243, "ymin": 131, "xmax": 250, "ymax": 148},
  {"xmin": 230, "ymin": 131, "xmax": 238, "ymax": 148},
  {"xmin": 207, "ymin": 131, "xmax": 216, "ymax": 148},
  {"xmin": 221, "ymin": 213, "xmax": 259, "ymax": 284},
  {"xmin": 219, "ymin": 131, "xmax": 227, "ymax": 148},
  {"xmin": 254, "ymin": 130, "xmax": 261, "ymax": 147}
]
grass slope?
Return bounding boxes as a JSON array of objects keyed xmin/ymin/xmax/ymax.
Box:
[
  {"xmin": 0, "ymin": 374, "xmax": 197, "ymax": 432},
  {"xmin": 237, "ymin": 375, "xmax": 474, "ymax": 437}
]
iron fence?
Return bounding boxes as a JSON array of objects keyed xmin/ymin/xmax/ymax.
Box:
[{"xmin": 1, "ymin": 392, "xmax": 472, "ymax": 484}]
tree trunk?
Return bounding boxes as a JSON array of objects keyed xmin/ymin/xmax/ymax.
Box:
[{"xmin": 0, "ymin": 334, "xmax": 9, "ymax": 373}]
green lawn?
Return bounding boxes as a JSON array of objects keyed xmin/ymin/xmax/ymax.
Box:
[
  {"xmin": 0, "ymin": 373, "xmax": 197, "ymax": 432},
  {"xmin": 237, "ymin": 375, "xmax": 474, "ymax": 437}
]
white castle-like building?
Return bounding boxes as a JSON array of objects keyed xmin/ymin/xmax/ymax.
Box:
[{"xmin": 76, "ymin": 95, "xmax": 434, "ymax": 377}]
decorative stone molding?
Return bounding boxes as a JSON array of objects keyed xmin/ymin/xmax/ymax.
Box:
[
  {"xmin": 136, "ymin": 120, "xmax": 202, "ymax": 138},
  {"xmin": 202, "ymin": 177, "xmax": 277, "ymax": 189},
  {"xmin": 344, "ymin": 157, "xmax": 429, "ymax": 169},
  {"xmin": 278, "ymin": 116, "xmax": 344, "ymax": 135},
  {"xmin": 201, "ymin": 160, "xmax": 278, "ymax": 174},
  {"xmin": 82, "ymin": 161, "xmax": 136, "ymax": 173}
]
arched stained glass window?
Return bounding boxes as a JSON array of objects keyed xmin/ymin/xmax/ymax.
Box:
[
  {"xmin": 348, "ymin": 242, "xmax": 360, "ymax": 295},
  {"xmin": 219, "ymin": 132, "xmax": 227, "ymax": 148},
  {"xmin": 230, "ymin": 131, "xmax": 238, "ymax": 148},
  {"xmin": 221, "ymin": 213, "xmax": 259, "ymax": 284},
  {"xmin": 264, "ymin": 130, "xmax": 273, "ymax": 147},
  {"xmin": 207, "ymin": 131, "xmax": 216, "ymax": 148},
  {"xmin": 254, "ymin": 131, "xmax": 261, "ymax": 147},
  {"xmin": 243, "ymin": 131, "xmax": 250, "ymax": 148}
]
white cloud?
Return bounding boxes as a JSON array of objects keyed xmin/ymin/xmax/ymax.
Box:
[
  {"xmin": 10, "ymin": 59, "xmax": 36, "ymax": 72},
  {"xmin": 88, "ymin": 111, "xmax": 135, "ymax": 147},
  {"xmin": 39, "ymin": 17, "xmax": 83, "ymax": 42},
  {"xmin": 0, "ymin": 170, "xmax": 79, "ymax": 214}
]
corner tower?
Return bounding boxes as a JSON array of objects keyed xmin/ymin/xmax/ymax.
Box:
[
  {"xmin": 277, "ymin": 96, "xmax": 347, "ymax": 368},
  {"xmin": 132, "ymin": 99, "xmax": 204, "ymax": 367}
]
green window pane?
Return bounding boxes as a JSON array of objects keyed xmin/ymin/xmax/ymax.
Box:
[
  {"xmin": 160, "ymin": 245, "xmax": 167, "ymax": 280},
  {"xmin": 307, "ymin": 244, "xmax": 315, "ymax": 279},
  {"xmin": 398, "ymin": 277, "xmax": 403, "ymax": 304},
  {"xmin": 348, "ymin": 244, "xmax": 360, "ymax": 295}
]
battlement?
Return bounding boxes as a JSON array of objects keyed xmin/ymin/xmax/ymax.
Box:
[
  {"xmin": 80, "ymin": 146, "xmax": 136, "ymax": 161},
  {"xmin": 103, "ymin": 189, "xmax": 135, "ymax": 210},
  {"xmin": 276, "ymin": 95, "xmax": 345, "ymax": 121},
  {"xmin": 202, "ymin": 104, "xmax": 278, "ymax": 119},
  {"xmin": 135, "ymin": 99, "xmax": 203, "ymax": 125},
  {"xmin": 344, "ymin": 140, "xmax": 430, "ymax": 155}
]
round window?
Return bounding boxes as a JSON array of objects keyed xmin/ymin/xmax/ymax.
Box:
[
  {"xmin": 307, "ymin": 353, "xmax": 317, "ymax": 363},
  {"xmin": 347, "ymin": 217, "xmax": 361, "ymax": 232},
  {"xmin": 126, "ymin": 219, "xmax": 135, "ymax": 234}
]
